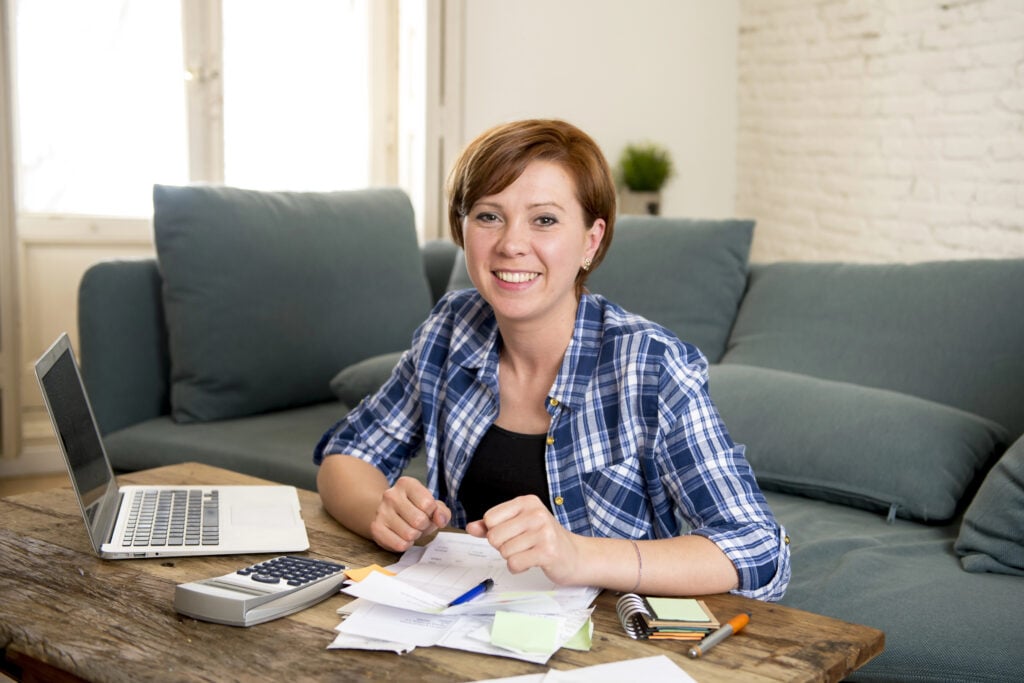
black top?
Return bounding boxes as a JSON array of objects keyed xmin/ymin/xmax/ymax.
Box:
[{"xmin": 459, "ymin": 424, "xmax": 551, "ymax": 522}]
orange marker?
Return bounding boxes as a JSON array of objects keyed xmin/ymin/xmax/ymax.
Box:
[{"xmin": 687, "ymin": 612, "xmax": 750, "ymax": 658}]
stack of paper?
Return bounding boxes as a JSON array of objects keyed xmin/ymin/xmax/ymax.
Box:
[{"xmin": 328, "ymin": 532, "xmax": 600, "ymax": 664}]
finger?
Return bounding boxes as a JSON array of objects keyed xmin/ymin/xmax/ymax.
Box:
[
  {"xmin": 431, "ymin": 500, "xmax": 452, "ymax": 529},
  {"xmin": 481, "ymin": 496, "xmax": 546, "ymax": 548},
  {"xmin": 479, "ymin": 497, "xmax": 520, "ymax": 529},
  {"xmin": 465, "ymin": 520, "xmax": 488, "ymax": 537},
  {"xmin": 387, "ymin": 479, "xmax": 441, "ymax": 532},
  {"xmin": 372, "ymin": 497, "xmax": 425, "ymax": 546},
  {"xmin": 369, "ymin": 516, "xmax": 414, "ymax": 552}
]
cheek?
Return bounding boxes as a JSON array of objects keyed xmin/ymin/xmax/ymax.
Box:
[
  {"xmin": 463, "ymin": 239, "xmax": 487, "ymax": 270},
  {"xmin": 462, "ymin": 239, "xmax": 493, "ymax": 289}
]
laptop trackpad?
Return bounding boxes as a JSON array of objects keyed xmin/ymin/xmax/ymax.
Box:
[{"xmin": 231, "ymin": 504, "xmax": 299, "ymax": 528}]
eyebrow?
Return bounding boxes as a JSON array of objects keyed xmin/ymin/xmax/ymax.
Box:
[
  {"xmin": 528, "ymin": 201, "xmax": 565, "ymax": 211},
  {"xmin": 473, "ymin": 200, "xmax": 566, "ymax": 211}
]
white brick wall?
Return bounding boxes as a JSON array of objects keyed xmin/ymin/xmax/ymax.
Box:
[{"xmin": 737, "ymin": 0, "xmax": 1024, "ymax": 262}]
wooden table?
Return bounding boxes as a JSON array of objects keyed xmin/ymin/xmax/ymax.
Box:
[{"xmin": 1, "ymin": 462, "xmax": 883, "ymax": 682}]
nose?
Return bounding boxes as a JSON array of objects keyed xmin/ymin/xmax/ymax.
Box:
[{"xmin": 496, "ymin": 216, "xmax": 530, "ymax": 256}]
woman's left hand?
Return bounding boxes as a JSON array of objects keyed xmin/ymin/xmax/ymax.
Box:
[{"xmin": 465, "ymin": 495, "xmax": 582, "ymax": 585}]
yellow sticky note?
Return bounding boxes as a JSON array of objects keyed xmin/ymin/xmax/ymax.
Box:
[
  {"xmin": 562, "ymin": 618, "xmax": 593, "ymax": 651},
  {"xmin": 490, "ymin": 611, "xmax": 560, "ymax": 654},
  {"xmin": 343, "ymin": 564, "xmax": 396, "ymax": 582}
]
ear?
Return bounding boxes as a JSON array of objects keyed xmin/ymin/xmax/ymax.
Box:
[{"xmin": 585, "ymin": 218, "xmax": 606, "ymax": 260}]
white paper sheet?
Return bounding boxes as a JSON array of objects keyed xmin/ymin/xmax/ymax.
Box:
[
  {"xmin": 328, "ymin": 532, "xmax": 600, "ymax": 664},
  {"xmin": 343, "ymin": 532, "xmax": 598, "ymax": 616},
  {"xmin": 474, "ymin": 655, "xmax": 699, "ymax": 683}
]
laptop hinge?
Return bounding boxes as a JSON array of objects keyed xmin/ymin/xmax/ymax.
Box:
[{"xmin": 105, "ymin": 491, "xmax": 125, "ymax": 544}]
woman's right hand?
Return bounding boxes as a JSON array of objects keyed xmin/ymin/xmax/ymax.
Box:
[{"xmin": 370, "ymin": 476, "xmax": 451, "ymax": 552}]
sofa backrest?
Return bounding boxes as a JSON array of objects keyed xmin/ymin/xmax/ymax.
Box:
[
  {"xmin": 721, "ymin": 260, "xmax": 1024, "ymax": 439},
  {"xmin": 79, "ymin": 226, "xmax": 455, "ymax": 435},
  {"xmin": 447, "ymin": 216, "xmax": 756, "ymax": 364},
  {"xmin": 587, "ymin": 216, "xmax": 754, "ymax": 363}
]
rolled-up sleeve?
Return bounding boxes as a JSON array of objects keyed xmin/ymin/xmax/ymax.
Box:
[
  {"xmin": 658, "ymin": 354, "xmax": 791, "ymax": 602},
  {"xmin": 313, "ymin": 349, "xmax": 423, "ymax": 484}
]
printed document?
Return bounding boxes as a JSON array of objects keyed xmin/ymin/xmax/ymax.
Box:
[{"xmin": 329, "ymin": 532, "xmax": 599, "ymax": 663}]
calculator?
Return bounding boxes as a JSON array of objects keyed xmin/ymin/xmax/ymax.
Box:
[{"xmin": 174, "ymin": 555, "xmax": 348, "ymax": 627}]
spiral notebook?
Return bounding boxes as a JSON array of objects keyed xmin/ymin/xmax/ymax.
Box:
[{"xmin": 615, "ymin": 593, "xmax": 720, "ymax": 641}]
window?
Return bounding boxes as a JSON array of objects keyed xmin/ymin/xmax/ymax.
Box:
[
  {"xmin": 14, "ymin": 0, "xmax": 188, "ymax": 216},
  {"xmin": 221, "ymin": 0, "xmax": 371, "ymax": 192},
  {"xmin": 13, "ymin": 0, "xmax": 383, "ymax": 218}
]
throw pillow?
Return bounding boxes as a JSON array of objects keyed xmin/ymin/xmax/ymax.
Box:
[
  {"xmin": 154, "ymin": 184, "xmax": 432, "ymax": 422},
  {"xmin": 585, "ymin": 216, "xmax": 754, "ymax": 363},
  {"xmin": 709, "ymin": 364, "xmax": 1010, "ymax": 522},
  {"xmin": 329, "ymin": 351, "xmax": 404, "ymax": 408},
  {"xmin": 955, "ymin": 436, "xmax": 1024, "ymax": 576}
]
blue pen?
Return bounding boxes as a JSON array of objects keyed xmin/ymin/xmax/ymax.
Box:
[{"xmin": 448, "ymin": 578, "xmax": 494, "ymax": 607}]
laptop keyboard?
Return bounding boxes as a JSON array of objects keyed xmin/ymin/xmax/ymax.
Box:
[{"xmin": 122, "ymin": 489, "xmax": 220, "ymax": 547}]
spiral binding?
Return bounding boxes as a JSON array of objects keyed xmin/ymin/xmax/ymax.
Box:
[{"xmin": 615, "ymin": 592, "xmax": 652, "ymax": 640}]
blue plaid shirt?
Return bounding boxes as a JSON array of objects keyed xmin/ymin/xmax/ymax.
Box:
[{"xmin": 315, "ymin": 290, "xmax": 790, "ymax": 601}]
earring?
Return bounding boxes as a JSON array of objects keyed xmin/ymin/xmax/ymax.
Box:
[{"xmin": 582, "ymin": 257, "xmax": 592, "ymax": 271}]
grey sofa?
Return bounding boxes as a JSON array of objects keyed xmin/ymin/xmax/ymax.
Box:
[
  {"xmin": 78, "ymin": 185, "xmax": 457, "ymax": 491},
  {"xmin": 78, "ymin": 187, "xmax": 1023, "ymax": 682}
]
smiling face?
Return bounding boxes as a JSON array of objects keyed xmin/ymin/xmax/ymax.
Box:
[{"xmin": 463, "ymin": 160, "xmax": 605, "ymax": 330}]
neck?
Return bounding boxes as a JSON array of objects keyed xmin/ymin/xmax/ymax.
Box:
[{"xmin": 495, "ymin": 300, "xmax": 579, "ymax": 378}]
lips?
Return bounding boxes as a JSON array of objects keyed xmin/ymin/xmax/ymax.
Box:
[{"xmin": 494, "ymin": 271, "xmax": 539, "ymax": 284}]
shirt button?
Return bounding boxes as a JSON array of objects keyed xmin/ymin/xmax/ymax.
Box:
[
  {"xmin": 549, "ymin": 398, "xmax": 559, "ymax": 407},
  {"xmin": 554, "ymin": 496, "xmax": 564, "ymax": 506},
  {"xmin": 546, "ymin": 436, "xmax": 555, "ymax": 446}
]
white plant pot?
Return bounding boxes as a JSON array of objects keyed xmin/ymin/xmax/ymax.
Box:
[{"xmin": 619, "ymin": 190, "xmax": 661, "ymax": 216}]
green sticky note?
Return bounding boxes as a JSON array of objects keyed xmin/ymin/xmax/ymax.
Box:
[
  {"xmin": 646, "ymin": 597, "xmax": 710, "ymax": 622},
  {"xmin": 562, "ymin": 618, "xmax": 593, "ymax": 651},
  {"xmin": 490, "ymin": 611, "xmax": 560, "ymax": 654}
]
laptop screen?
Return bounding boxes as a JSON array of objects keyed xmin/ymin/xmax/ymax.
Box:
[{"xmin": 37, "ymin": 340, "xmax": 115, "ymax": 526}]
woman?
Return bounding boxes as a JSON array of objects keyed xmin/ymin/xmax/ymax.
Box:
[{"xmin": 315, "ymin": 119, "xmax": 790, "ymax": 601}]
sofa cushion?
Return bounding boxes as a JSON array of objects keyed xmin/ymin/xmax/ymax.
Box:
[
  {"xmin": 955, "ymin": 436, "xmax": 1024, "ymax": 576},
  {"xmin": 329, "ymin": 351, "xmax": 404, "ymax": 408},
  {"xmin": 586, "ymin": 216, "xmax": 754, "ymax": 363},
  {"xmin": 709, "ymin": 364, "xmax": 1009, "ymax": 522},
  {"xmin": 766, "ymin": 491, "xmax": 1024, "ymax": 682},
  {"xmin": 102, "ymin": 402, "xmax": 345, "ymax": 490},
  {"xmin": 722, "ymin": 260, "xmax": 1024, "ymax": 439},
  {"xmin": 153, "ymin": 184, "xmax": 432, "ymax": 422}
]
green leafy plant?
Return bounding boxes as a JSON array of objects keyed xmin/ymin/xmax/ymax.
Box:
[{"xmin": 618, "ymin": 143, "xmax": 675, "ymax": 192}]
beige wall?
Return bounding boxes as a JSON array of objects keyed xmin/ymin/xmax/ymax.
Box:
[
  {"xmin": 460, "ymin": 0, "xmax": 740, "ymax": 219},
  {"xmin": 8, "ymin": 217, "xmax": 152, "ymax": 474},
  {"xmin": 737, "ymin": 0, "xmax": 1024, "ymax": 262}
]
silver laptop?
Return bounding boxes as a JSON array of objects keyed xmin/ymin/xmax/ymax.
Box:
[{"xmin": 34, "ymin": 333, "xmax": 310, "ymax": 559}]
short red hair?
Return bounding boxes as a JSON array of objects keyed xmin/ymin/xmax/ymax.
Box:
[{"xmin": 447, "ymin": 119, "xmax": 616, "ymax": 295}]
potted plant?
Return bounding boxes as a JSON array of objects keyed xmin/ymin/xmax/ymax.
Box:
[{"xmin": 617, "ymin": 142, "xmax": 675, "ymax": 215}]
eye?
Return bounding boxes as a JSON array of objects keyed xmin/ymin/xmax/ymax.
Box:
[
  {"xmin": 535, "ymin": 214, "xmax": 558, "ymax": 227},
  {"xmin": 474, "ymin": 211, "xmax": 500, "ymax": 224}
]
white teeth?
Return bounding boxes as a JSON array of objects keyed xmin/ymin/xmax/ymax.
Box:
[{"xmin": 495, "ymin": 271, "xmax": 538, "ymax": 283}]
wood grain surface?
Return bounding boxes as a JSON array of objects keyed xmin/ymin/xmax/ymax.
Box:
[{"xmin": 1, "ymin": 462, "xmax": 882, "ymax": 682}]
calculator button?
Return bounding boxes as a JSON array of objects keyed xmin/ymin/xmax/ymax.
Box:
[{"xmin": 251, "ymin": 573, "xmax": 281, "ymax": 584}]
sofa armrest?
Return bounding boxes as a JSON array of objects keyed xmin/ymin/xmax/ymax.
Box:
[{"xmin": 78, "ymin": 258, "xmax": 170, "ymax": 435}]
